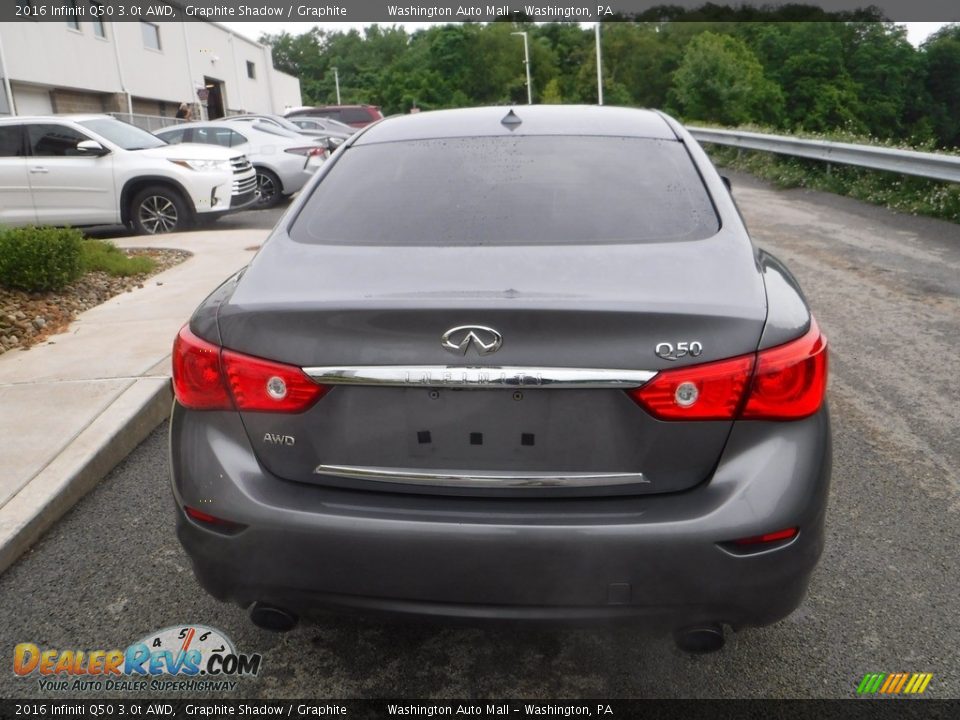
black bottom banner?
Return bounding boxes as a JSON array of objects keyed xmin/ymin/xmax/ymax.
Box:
[{"xmin": 1, "ymin": 700, "xmax": 958, "ymax": 720}]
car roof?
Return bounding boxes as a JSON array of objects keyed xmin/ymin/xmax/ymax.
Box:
[
  {"xmin": 156, "ymin": 121, "xmax": 237, "ymax": 130},
  {"xmin": 0, "ymin": 114, "xmax": 114, "ymax": 124},
  {"xmin": 155, "ymin": 121, "xmax": 311, "ymax": 142},
  {"xmin": 225, "ymin": 114, "xmax": 281, "ymax": 121},
  {"xmin": 352, "ymin": 105, "xmax": 677, "ymax": 146},
  {"xmin": 303, "ymin": 104, "xmax": 378, "ymax": 110}
]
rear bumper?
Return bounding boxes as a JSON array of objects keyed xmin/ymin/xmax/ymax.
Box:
[
  {"xmin": 169, "ymin": 405, "xmax": 831, "ymax": 628},
  {"xmin": 276, "ymin": 166, "xmax": 314, "ymax": 196}
]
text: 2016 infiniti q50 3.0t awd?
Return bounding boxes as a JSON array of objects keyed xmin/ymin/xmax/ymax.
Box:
[{"xmin": 169, "ymin": 106, "xmax": 830, "ymax": 653}]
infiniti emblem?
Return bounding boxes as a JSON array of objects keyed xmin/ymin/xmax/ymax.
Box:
[{"xmin": 441, "ymin": 325, "xmax": 503, "ymax": 356}]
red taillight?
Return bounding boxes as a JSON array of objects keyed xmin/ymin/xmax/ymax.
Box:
[
  {"xmin": 184, "ymin": 506, "xmax": 246, "ymax": 533},
  {"xmin": 742, "ymin": 319, "xmax": 828, "ymax": 420},
  {"xmin": 172, "ymin": 326, "xmax": 232, "ymax": 410},
  {"xmin": 284, "ymin": 146, "xmax": 326, "ymax": 157},
  {"xmin": 730, "ymin": 527, "xmax": 799, "ymax": 546},
  {"xmin": 171, "ymin": 325, "xmax": 328, "ymax": 413},
  {"xmin": 629, "ymin": 318, "xmax": 827, "ymax": 421},
  {"xmin": 222, "ymin": 348, "xmax": 328, "ymax": 413},
  {"xmin": 629, "ymin": 354, "xmax": 755, "ymax": 420}
]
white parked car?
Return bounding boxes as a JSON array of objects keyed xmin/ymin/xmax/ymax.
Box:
[
  {"xmin": 286, "ymin": 116, "xmax": 356, "ymax": 138},
  {"xmin": 224, "ymin": 114, "xmax": 351, "ymax": 148},
  {"xmin": 0, "ymin": 115, "xmax": 257, "ymax": 234},
  {"xmin": 154, "ymin": 121, "xmax": 327, "ymax": 209}
]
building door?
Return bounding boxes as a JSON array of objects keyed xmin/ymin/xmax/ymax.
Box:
[
  {"xmin": 204, "ymin": 77, "xmax": 225, "ymax": 119},
  {"xmin": 13, "ymin": 84, "xmax": 53, "ymax": 115}
]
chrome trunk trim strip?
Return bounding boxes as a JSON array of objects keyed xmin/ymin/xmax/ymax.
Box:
[
  {"xmin": 301, "ymin": 366, "xmax": 656, "ymax": 389},
  {"xmin": 313, "ymin": 464, "xmax": 650, "ymax": 488}
]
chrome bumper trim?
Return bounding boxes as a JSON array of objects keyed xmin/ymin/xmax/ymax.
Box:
[
  {"xmin": 301, "ymin": 366, "xmax": 656, "ymax": 389},
  {"xmin": 313, "ymin": 464, "xmax": 649, "ymax": 488}
]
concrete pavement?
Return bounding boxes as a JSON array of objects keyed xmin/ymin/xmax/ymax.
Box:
[{"xmin": 0, "ymin": 229, "xmax": 266, "ymax": 574}]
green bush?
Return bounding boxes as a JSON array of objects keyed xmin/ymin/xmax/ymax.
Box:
[
  {"xmin": 81, "ymin": 240, "xmax": 155, "ymax": 277},
  {"xmin": 0, "ymin": 226, "xmax": 84, "ymax": 292}
]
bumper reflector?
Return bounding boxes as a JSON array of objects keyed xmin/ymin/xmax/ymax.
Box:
[
  {"xmin": 731, "ymin": 527, "xmax": 799, "ymax": 546},
  {"xmin": 184, "ymin": 506, "xmax": 246, "ymax": 534}
]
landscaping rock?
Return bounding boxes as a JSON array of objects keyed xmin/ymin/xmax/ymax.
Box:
[{"xmin": 0, "ymin": 247, "xmax": 191, "ymax": 357}]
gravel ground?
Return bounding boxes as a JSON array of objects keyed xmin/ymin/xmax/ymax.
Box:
[{"xmin": 0, "ymin": 247, "xmax": 190, "ymax": 357}]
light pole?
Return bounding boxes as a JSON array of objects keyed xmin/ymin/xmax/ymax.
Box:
[
  {"xmin": 595, "ymin": 23, "xmax": 604, "ymax": 106},
  {"xmin": 511, "ymin": 31, "xmax": 532, "ymax": 105},
  {"xmin": 331, "ymin": 66, "xmax": 341, "ymax": 105}
]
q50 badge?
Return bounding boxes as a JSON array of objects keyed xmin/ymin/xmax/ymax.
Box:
[{"xmin": 655, "ymin": 341, "xmax": 704, "ymax": 362}]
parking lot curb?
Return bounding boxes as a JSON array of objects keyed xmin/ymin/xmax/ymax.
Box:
[{"xmin": 0, "ymin": 375, "xmax": 172, "ymax": 575}]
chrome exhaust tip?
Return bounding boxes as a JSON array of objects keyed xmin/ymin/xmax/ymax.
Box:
[
  {"xmin": 674, "ymin": 624, "xmax": 725, "ymax": 653},
  {"xmin": 249, "ymin": 602, "xmax": 298, "ymax": 632}
]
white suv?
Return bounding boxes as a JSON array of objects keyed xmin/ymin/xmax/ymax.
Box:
[{"xmin": 0, "ymin": 115, "xmax": 257, "ymax": 234}]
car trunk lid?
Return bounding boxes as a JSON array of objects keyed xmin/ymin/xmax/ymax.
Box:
[{"xmin": 213, "ymin": 232, "xmax": 766, "ymax": 497}]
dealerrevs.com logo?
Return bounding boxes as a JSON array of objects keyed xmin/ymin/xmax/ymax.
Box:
[{"xmin": 14, "ymin": 625, "xmax": 261, "ymax": 693}]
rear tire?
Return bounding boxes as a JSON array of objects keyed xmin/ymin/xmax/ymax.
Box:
[
  {"xmin": 254, "ymin": 168, "xmax": 283, "ymax": 209},
  {"xmin": 129, "ymin": 186, "xmax": 192, "ymax": 235}
]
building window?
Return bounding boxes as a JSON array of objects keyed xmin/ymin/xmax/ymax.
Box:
[
  {"xmin": 141, "ymin": 21, "xmax": 161, "ymax": 51},
  {"xmin": 246, "ymin": 61, "xmax": 256, "ymax": 80},
  {"xmin": 89, "ymin": 2, "xmax": 106, "ymax": 38},
  {"xmin": 65, "ymin": 0, "xmax": 80, "ymax": 30}
]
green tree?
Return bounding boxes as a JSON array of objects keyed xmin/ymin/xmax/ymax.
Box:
[
  {"xmin": 844, "ymin": 23, "xmax": 921, "ymax": 139},
  {"xmin": 919, "ymin": 24, "xmax": 960, "ymax": 148},
  {"xmin": 535, "ymin": 23, "xmax": 592, "ymax": 103},
  {"xmin": 744, "ymin": 23, "xmax": 864, "ymax": 133},
  {"xmin": 260, "ymin": 17, "xmax": 947, "ymax": 147},
  {"xmin": 667, "ymin": 32, "xmax": 784, "ymax": 125},
  {"xmin": 541, "ymin": 78, "xmax": 564, "ymax": 104}
]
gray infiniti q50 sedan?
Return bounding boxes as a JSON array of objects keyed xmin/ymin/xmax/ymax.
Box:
[{"xmin": 169, "ymin": 105, "xmax": 830, "ymax": 653}]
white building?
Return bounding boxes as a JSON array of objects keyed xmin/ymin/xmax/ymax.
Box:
[{"xmin": 0, "ymin": 16, "xmax": 301, "ymax": 122}]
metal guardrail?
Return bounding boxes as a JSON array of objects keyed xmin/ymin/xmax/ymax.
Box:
[{"xmin": 688, "ymin": 127, "xmax": 960, "ymax": 184}]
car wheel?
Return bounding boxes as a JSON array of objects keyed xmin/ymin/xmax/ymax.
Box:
[
  {"xmin": 130, "ymin": 186, "xmax": 192, "ymax": 235},
  {"xmin": 254, "ymin": 169, "xmax": 282, "ymax": 209}
]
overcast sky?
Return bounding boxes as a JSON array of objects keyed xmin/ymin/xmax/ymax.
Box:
[{"xmin": 221, "ymin": 21, "xmax": 951, "ymax": 47}]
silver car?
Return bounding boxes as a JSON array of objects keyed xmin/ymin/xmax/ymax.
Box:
[
  {"xmin": 286, "ymin": 116, "xmax": 355, "ymax": 140},
  {"xmin": 222, "ymin": 114, "xmax": 349, "ymax": 148},
  {"xmin": 155, "ymin": 121, "xmax": 326, "ymax": 208},
  {"xmin": 169, "ymin": 106, "xmax": 831, "ymax": 653}
]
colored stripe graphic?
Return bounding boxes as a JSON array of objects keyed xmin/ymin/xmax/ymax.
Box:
[
  {"xmin": 904, "ymin": 674, "xmax": 921, "ymax": 694},
  {"xmin": 890, "ymin": 673, "xmax": 910, "ymax": 694},
  {"xmin": 880, "ymin": 674, "xmax": 898, "ymax": 693},
  {"xmin": 858, "ymin": 674, "xmax": 886, "ymax": 694},
  {"xmin": 858, "ymin": 672, "xmax": 933, "ymax": 695}
]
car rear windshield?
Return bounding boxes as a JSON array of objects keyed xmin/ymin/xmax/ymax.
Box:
[{"xmin": 290, "ymin": 136, "xmax": 720, "ymax": 246}]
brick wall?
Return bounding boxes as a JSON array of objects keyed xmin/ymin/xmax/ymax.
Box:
[
  {"xmin": 132, "ymin": 97, "xmax": 165, "ymax": 117},
  {"xmin": 103, "ymin": 94, "xmax": 128, "ymax": 113},
  {"xmin": 50, "ymin": 89, "xmax": 107, "ymax": 114}
]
